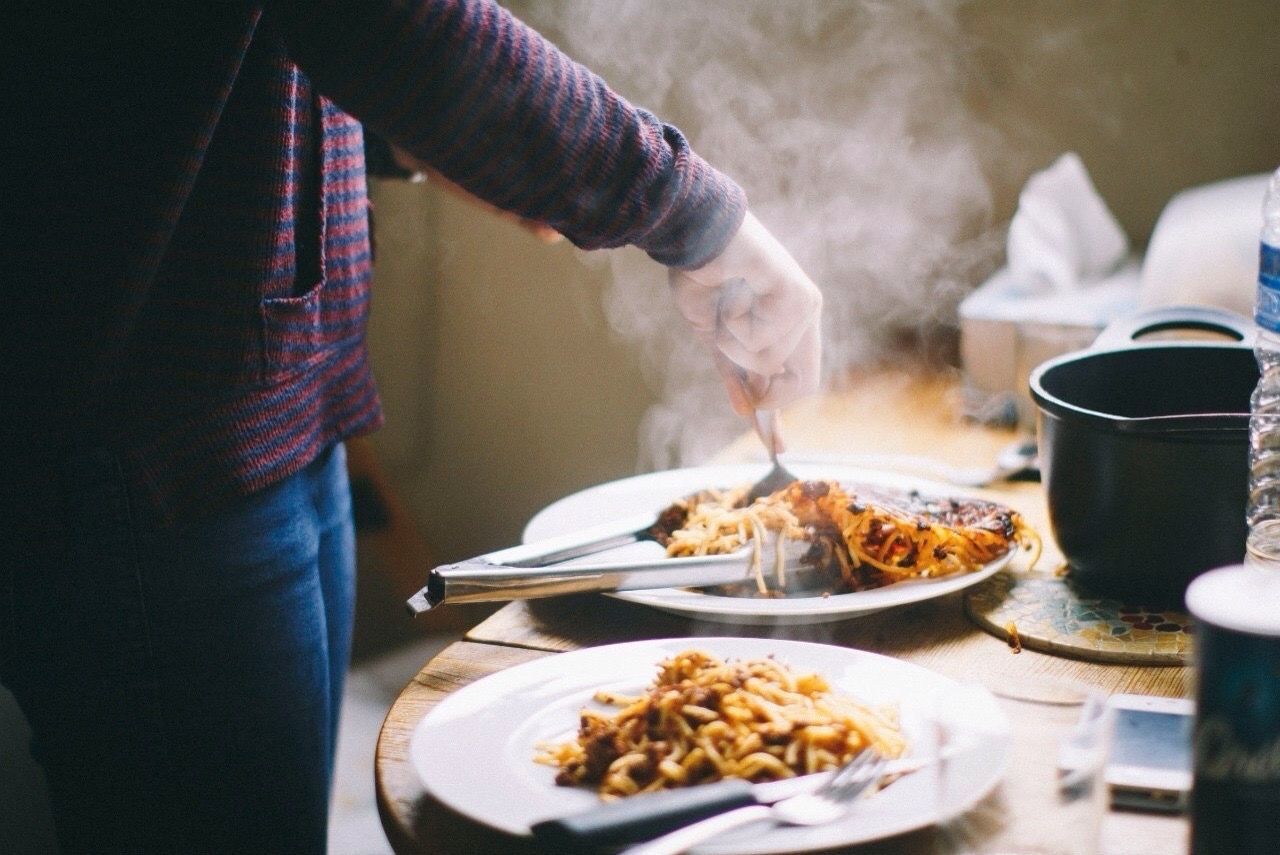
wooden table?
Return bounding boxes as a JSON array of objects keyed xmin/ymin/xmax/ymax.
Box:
[{"xmin": 375, "ymin": 372, "xmax": 1191, "ymax": 854}]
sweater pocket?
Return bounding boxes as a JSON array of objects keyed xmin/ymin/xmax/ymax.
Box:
[
  {"xmin": 257, "ymin": 97, "xmax": 369, "ymax": 383},
  {"xmin": 257, "ymin": 95, "xmax": 371, "ymax": 383},
  {"xmin": 258, "ymin": 276, "xmax": 330, "ymax": 380}
]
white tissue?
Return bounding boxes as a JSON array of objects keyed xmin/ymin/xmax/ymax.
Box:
[{"xmin": 1006, "ymin": 152, "xmax": 1130, "ymax": 291}]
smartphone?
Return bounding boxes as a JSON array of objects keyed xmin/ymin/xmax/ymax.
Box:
[{"xmin": 1103, "ymin": 694, "xmax": 1194, "ymax": 814}]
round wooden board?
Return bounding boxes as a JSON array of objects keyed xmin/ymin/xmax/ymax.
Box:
[{"xmin": 965, "ymin": 571, "xmax": 1193, "ymax": 665}]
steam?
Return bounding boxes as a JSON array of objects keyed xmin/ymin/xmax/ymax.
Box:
[{"xmin": 514, "ymin": 0, "xmax": 1027, "ymax": 470}]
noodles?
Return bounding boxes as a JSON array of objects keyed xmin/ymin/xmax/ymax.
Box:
[
  {"xmin": 535, "ymin": 649, "xmax": 906, "ymax": 799},
  {"xmin": 660, "ymin": 487, "xmax": 809, "ymax": 594},
  {"xmin": 651, "ymin": 480, "xmax": 1040, "ymax": 596}
]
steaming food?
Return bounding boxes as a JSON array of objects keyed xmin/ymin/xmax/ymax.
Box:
[
  {"xmin": 649, "ymin": 480, "xmax": 1039, "ymax": 596},
  {"xmin": 535, "ymin": 649, "xmax": 905, "ymax": 798}
]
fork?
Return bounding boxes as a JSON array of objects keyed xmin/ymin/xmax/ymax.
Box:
[
  {"xmin": 618, "ymin": 750, "xmax": 887, "ymax": 855},
  {"xmin": 745, "ymin": 409, "xmax": 798, "ymax": 502}
]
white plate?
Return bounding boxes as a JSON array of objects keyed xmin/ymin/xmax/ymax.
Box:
[
  {"xmin": 524, "ymin": 463, "xmax": 1015, "ymax": 625},
  {"xmin": 409, "ymin": 637, "xmax": 1009, "ymax": 854}
]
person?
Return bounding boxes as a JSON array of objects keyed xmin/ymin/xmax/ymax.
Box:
[{"xmin": 1, "ymin": 2, "xmax": 821, "ymax": 852}]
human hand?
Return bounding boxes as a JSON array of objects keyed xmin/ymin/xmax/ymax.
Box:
[
  {"xmin": 670, "ymin": 212, "xmax": 822, "ymax": 416},
  {"xmin": 390, "ymin": 146, "xmax": 563, "ymax": 243}
]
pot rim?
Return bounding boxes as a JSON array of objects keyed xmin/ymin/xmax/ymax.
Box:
[{"xmin": 1029, "ymin": 340, "xmax": 1252, "ymax": 435}]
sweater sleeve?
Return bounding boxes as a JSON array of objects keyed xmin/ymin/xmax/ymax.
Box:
[{"xmin": 264, "ymin": 0, "xmax": 746, "ymax": 269}]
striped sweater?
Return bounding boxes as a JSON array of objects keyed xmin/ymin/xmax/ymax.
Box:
[{"xmin": 3, "ymin": 2, "xmax": 745, "ymax": 524}]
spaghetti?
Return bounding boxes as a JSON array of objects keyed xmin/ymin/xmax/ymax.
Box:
[
  {"xmin": 660, "ymin": 487, "xmax": 809, "ymax": 595},
  {"xmin": 651, "ymin": 480, "xmax": 1040, "ymax": 595},
  {"xmin": 535, "ymin": 649, "xmax": 905, "ymax": 798}
]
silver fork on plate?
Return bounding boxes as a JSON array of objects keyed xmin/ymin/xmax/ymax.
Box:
[{"xmin": 619, "ymin": 749, "xmax": 887, "ymax": 855}]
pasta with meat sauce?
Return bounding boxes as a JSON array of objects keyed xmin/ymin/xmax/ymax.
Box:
[
  {"xmin": 650, "ymin": 480, "xmax": 1040, "ymax": 596},
  {"xmin": 535, "ymin": 649, "xmax": 905, "ymax": 798}
]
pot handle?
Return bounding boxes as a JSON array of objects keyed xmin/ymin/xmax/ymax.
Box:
[{"xmin": 1093, "ymin": 304, "xmax": 1254, "ymax": 350}]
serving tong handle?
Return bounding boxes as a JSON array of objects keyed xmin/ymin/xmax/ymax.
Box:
[{"xmin": 406, "ymin": 512, "xmax": 762, "ymax": 614}]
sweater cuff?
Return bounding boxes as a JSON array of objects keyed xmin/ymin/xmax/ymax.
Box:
[{"xmin": 638, "ymin": 127, "xmax": 748, "ymax": 270}]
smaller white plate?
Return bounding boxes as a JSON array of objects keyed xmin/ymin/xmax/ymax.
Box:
[
  {"xmin": 409, "ymin": 638, "xmax": 1009, "ymax": 854},
  {"xmin": 524, "ymin": 463, "xmax": 1016, "ymax": 625}
]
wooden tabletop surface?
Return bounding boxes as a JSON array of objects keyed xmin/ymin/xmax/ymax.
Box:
[{"xmin": 375, "ymin": 372, "xmax": 1191, "ymax": 854}]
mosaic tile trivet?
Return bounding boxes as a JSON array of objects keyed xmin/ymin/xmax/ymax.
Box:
[{"xmin": 964, "ymin": 571, "xmax": 1192, "ymax": 665}]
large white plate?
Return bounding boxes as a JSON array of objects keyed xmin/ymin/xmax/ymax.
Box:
[
  {"xmin": 409, "ymin": 637, "xmax": 1009, "ymax": 854},
  {"xmin": 524, "ymin": 463, "xmax": 1014, "ymax": 625}
]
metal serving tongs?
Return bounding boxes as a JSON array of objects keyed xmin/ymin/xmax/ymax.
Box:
[
  {"xmin": 406, "ymin": 410, "xmax": 804, "ymax": 615},
  {"xmin": 405, "ymin": 513, "xmax": 795, "ymax": 615}
]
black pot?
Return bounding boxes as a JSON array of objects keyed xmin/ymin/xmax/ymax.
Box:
[{"xmin": 1029, "ymin": 306, "xmax": 1257, "ymax": 607}]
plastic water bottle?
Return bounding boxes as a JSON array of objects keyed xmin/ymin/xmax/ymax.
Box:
[{"xmin": 1246, "ymin": 166, "xmax": 1280, "ymax": 564}]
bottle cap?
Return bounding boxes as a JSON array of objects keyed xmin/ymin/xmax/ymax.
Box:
[{"xmin": 1185, "ymin": 563, "xmax": 1280, "ymax": 637}]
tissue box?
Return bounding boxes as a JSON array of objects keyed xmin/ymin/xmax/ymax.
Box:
[{"xmin": 960, "ymin": 259, "xmax": 1141, "ymax": 427}]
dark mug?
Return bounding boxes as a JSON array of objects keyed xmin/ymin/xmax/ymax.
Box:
[{"xmin": 1185, "ymin": 564, "xmax": 1280, "ymax": 854}]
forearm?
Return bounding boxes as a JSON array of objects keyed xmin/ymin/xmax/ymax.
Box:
[{"xmin": 265, "ymin": 0, "xmax": 745, "ymax": 267}]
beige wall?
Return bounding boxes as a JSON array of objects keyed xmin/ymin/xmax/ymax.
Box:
[
  {"xmin": 366, "ymin": 181, "xmax": 656, "ymax": 559},
  {"xmin": 366, "ymin": 0, "xmax": 1280, "ymax": 563}
]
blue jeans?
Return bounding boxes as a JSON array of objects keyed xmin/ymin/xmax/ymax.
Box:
[{"xmin": 0, "ymin": 444, "xmax": 355, "ymax": 854}]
